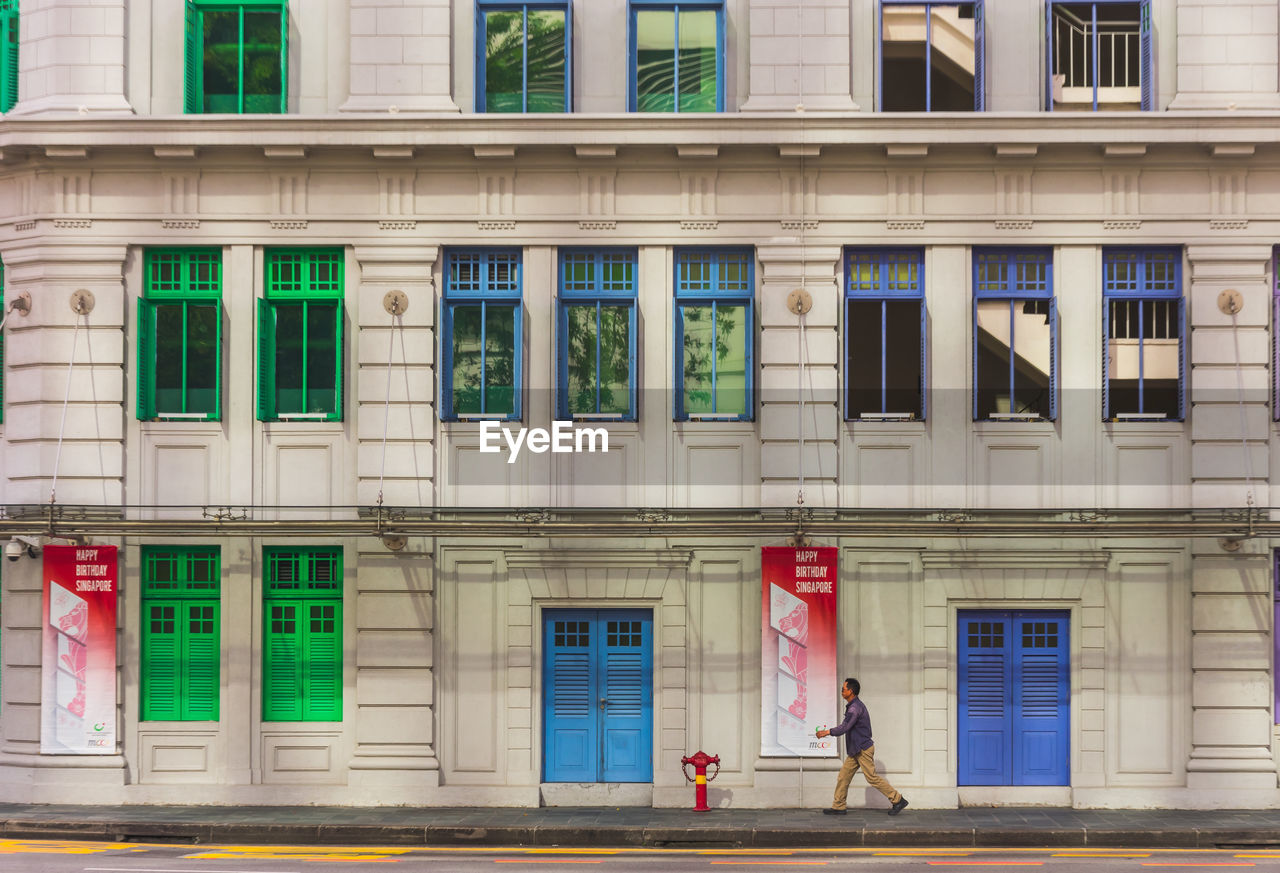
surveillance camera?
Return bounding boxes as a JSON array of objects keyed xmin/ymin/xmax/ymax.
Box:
[
  {"xmin": 6, "ymin": 536, "xmax": 41, "ymax": 561},
  {"xmin": 5, "ymin": 540, "xmax": 21, "ymax": 562}
]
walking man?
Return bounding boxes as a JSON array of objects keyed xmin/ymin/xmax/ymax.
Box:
[{"xmin": 816, "ymin": 677, "xmax": 908, "ymax": 815}]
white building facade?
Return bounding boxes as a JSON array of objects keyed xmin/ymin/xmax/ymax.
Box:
[{"xmin": 0, "ymin": 0, "xmax": 1278, "ymax": 808}]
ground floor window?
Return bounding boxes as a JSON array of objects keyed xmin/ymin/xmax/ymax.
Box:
[{"xmin": 263, "ymin": 547, "xmax": 342, "ymax": 721}]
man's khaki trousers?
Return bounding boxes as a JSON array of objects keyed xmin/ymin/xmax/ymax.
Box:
[{"xmin": 831, "ymin": 745, "xmax": 902, "ymax": 810}]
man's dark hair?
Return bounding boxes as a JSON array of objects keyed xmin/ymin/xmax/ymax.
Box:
[{"xmin": 844, "ymin": 678, "xmax": 860, "ymax": 696}]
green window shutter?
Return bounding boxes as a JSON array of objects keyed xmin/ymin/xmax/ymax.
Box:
[
  {"xmin": 183, "ymin": 0, "xmax": 200, "ymax": 113},
  {"xmin": 257, "ymin": 297, "xmax": 274, "ymax": 421},
  {"xmin": 333, "ymin": 303, "xmax": 344, "ymax": 421},
  {"xmin": 183, "ymin": 602, "xmax": 220, "ymax": 720},
  {"xmin": 137, "ymin": 300, "xmax": 155, "ymax": 420},
  {"xmin": 141, "ymin": 602, "xmax": 180, "ymax": 720},
  {"xmin": 263, "ymin": 602, "xmax": 301, "ymax": 721},
  {"xmin": 1, "ymin": 4, "xmax": 17, "ymax": 114},
  {"xmin": 302, "ymin": 600, "xmax": 342, "ymax": 720},
  {"xmin": 279, "ymin": 4, "xmax": 288, "ymax": 114}
]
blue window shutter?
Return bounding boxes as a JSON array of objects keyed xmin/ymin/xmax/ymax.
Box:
[
  {"xmin": 1102, "ymin": 294, "xmax": 1111, "ymax": 420},
  {"xmin": 973, "ymin": 0, "xmax": 986, "ymax": 111},
  {"xmin": 1139, "ymin": 0, "xmax": 1154, "ymax": 111},
  {"xmin": 599, "ymin": 609, "xmax": 653, "ymax": 782},
  {"xmin": 555, "ymin": 297, "xmax": 568, "ymax": 420},
  {"xmin": 1048, "ymin": 295, "xmax": 1058, "ymax": 421},
  {"xmin": 544, "ymin": 609, "xmax": 598, "ymax": 782},
  {"xmin": 1044, "ymin": 0, "xmax": 1054, "ymax": 111},
  {"xmin": 674, "ymin": 301, "xmax": 686, "ymax": 421},
  {"xmin": 970, "ymin": 284, "xmax": 979, "ymax": 422},
  {"xmin": 876, "ymin": 2, "xmax": 884, "ymax": 111},
  {"xmin": 1177, "ymin": 295, "xmax": 1186, "ymax": 421},
  {"xmin": 919, "ymin": 297, "xmax": 928, "ymax": 420},
  {"xmin": 958, "ymin": 612, "xmax": 1011, "ymax": 785},
  {"xmin": 1011, "ymin": 612, "xmax": 1069, "ymax": 786}
]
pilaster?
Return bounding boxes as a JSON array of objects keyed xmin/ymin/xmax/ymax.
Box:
[
  {"xmin": 742, "ymin": 0, "xmax": 858, "ymax": 111},
  {"xmin": 7, "ymin": 0, "xmax": 133, "ymax": 116},
  {"xmin": 1170, "ymin": 0, "xmax": 1280, "ymax": 111},
  {"xmin": 341, "ymin": 0, "xmax": 460, "ymax": 113}
]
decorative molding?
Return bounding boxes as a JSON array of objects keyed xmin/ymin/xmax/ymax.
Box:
[
  {"xmin": 54, "ymin": 172, "xmax": 91, "ymax": 215},
  {"xmin": 886, "ymin": 219, "xmax": 924, "ymax": 232},
  {"xmin": 14, "ymin": 221, "xmax": 36, "ymax": 232},
  {"xmin": 677, "ymin": 144, "xmax": 719, "ymax": 159},
  {"xmin": 378, "ymin": 220, "xmax": 417, "ymax": 231},
  {"xmin": 888, "ymin": 171, "xmax": 923, "ymax": 216},
  {"xmin": 781, "ymin": 170, "xmax": 818, "ymax": 218},
  {"xmin": 1211, "ymin": 144, "xmax": 1254, "ymax": 158},
  {"xmin": 269, "ymin": 219, "xmax": 309, "ymax": 230},
  {"xmin": 994, "ymin": 219, "xmax": 1033, "ymax": 231},
  {"xmin": 579, "ymin": 169, "xmax": 616, "ymax": 217},
  {"xmin": 680, "ymin": 220, "xmax": 718, "ymax": 231},
  {"xmin": 578, "ymin": 220, "xmax": 617, "ymax": 231},
  {"xmin": 46, "ymin": 146, "xmax": 88, "ymax": 159},
  {"xmin": 163, "ymin": 172, "xmax": 199, "ymax": 215},
  {"xmin": 264, "ymin": 146, "xmax": 307, "ymax": 160},
  {"xmin": 505, "ymin": 548, "xmax": 693, "ymax": 571},
  {"xmin": 379, "ymin": 171, "xmax": 415, "ymax": 217},
  {"xmin": 154, "ymin": 146, "xmax": 197, "ymax": 159},
  {"xmin": 1104, "ymin": 144, "xmax": 1147, "ymax": 158},
  {"xmin": 273, "ymin": 172, "xmax": 308, "ymax": 216},
  {"xmin": 779, "ymin": 144, "xmax": 821, "ymax": 158},
  {"xmin": 1104, "ymin": 169, "xmax": 1139, "ymax": 216},
  {"xmin": 574, "ymin": 145, "xmax": 616, "ymax": 159},
  {"xmin": 921, "ymin": 549, "xmax": 1111, "ymax": 570},
  {"xmin": 479, "ymin": 170, "xmax": 515, "ymax": 217},
  {"xmin": 373, "ymin": 146, "xmax": 415, "ymax": 159},
  {"xmin": 780, "ymin": 219, "xmax": 818, "ymax": 231},
  {"xmin": 1103, "ymin": 219, "xmax": 1142, "ymax": 231},
  {"xmin": 886, "ymin": 144, "xmax": 928, "ymax": 159},
  {"xmin": 995, "ymin": 144, "xmax": 1038, "ymax": 158},
  {"xmin": 1209, "ymin": 219, "xmax": 1249, "ymax": 231},
  {"xmin": 995, "ymin": 169, "xmax": 1032, "ymax": 217},
  {"xmin": 160, "ymin": 219, "xmax": 201, "ymax": 230},
  {"xmin": 478, "ymin": 220, "xmax": 516, "ymax": 231},
  {"xmin": 474, "ymin": 145, "xmax": 516, "ymax": 160},
  {"xmin": 52, "ymin": 219, "xmax": 92, "ymax": 229},
  {"xmin": 680, "ymin": 170, "xmax": 717, "ymax": 217},
  {"xmin": 1211, "ymin": 170, "xmax": 1247, "ymax": 216}
]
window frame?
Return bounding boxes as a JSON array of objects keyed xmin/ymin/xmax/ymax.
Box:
[
  {"xmin": 475, "ymin": 0, "xmax": 573, "ymax": 113},
  {"xmin": 441, "ymin": 248, "xmax": 524, "ymax": 422},
  {"xmin": 138, "ymin": 248, "xmax": 224, "ymax": 422},
  {"xmin": 844, "ymin": 247, "xmax": 927, "ymax": 422},
  {"xmin": 971, "ymin": 247, "xmax": 1057, "ymax": 422},
  {"xmin": 262, "ymin": 546, "xmax": 343, "ymax": 722},
  {"xmin": 1045, "ymin": 0, "xmax": 1152, "ymax": 112},
  {"xmin": 673, "ymin": 247, "xmax": 755, "ymax": 422},
  {"xmin": 258, "ymin": 248, "xmax": 344, "ymax": 423},
  {"xmin": 877, "ymin": 0, "xmax": 985, "ymax": 112},
  {"xmin": 557, "ymin": 247, "xmax": 639, "ymax": 421},
  {"xmin": 1102, "ymin": 246, "xmax": 1184, "ymax": 422},
  {"xmin": 627, "ymin": 0, "xmax": 725, "ymax": 113},
  {"xmin": 184, "ymin": 0, "xmax": 288, "ymax": 115},
  {"xmin": 0, "ymin": 0, "xmax": 18, "ymax": 114},
  {"xmin": 140, "ymin": 546, "xmax": 221, "ymax": 722}
]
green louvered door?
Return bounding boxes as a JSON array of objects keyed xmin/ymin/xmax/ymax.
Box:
[{"xmin": 262, "ymin": 548, "xmax": 343, "ymax": 722}]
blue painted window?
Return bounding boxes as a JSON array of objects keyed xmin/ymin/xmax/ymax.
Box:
[
  {"xmin": 558, "ymin": 248, "xmax": 637, "ymax": 420},
  {"xmin": 1103, "ymin": 247, "xmax": 1183, "ymax": 421},
  {"xmin": 476, "ymin": 1, "xmax": 572, "ymax": 113},
  {"xmin": 629, "ymin": 0, "xmax": 724, "ymax": 112},
  {"xmin": 1047, "ymin": 0, "xmax": 1152, "ymax": 111},
  {"xmin": 958, "ymin": 610, "xmax": 1069, "ymax": 786},
  {"xmin": 845, "ymin": 248, "xmax": 926, "ymax": 420},
  {"xmin": 674, "ymin": 248, "xmax": 753, "ymax": 421},
  {"xmin": 441, "ymin": 249, "xmax": 523, "ymax": 421},
  {"xmin": 879, "ymin": 0, "xmax": 985, "ymax": 111},
  {"xmin": 973, "ymin": 248, "xmax": 1056, "ymax": 421}
]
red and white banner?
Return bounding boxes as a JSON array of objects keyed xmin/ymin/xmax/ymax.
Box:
[
  {"xmin": 761, "ymin": 546, "xmax": 839, "ymax": 757},
  {"xmin": 41, "ymin": 544, "xmax": 116, "ymax": 754}
]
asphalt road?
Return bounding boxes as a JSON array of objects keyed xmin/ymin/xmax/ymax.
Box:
[{"xmin": 2, "ymin": 839, "xmax": 1279, "ymax": 872}]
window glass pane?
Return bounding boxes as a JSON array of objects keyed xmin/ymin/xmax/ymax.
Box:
[
  {"xmin": 929, "ymin": 5, "xmax": 976, "ymax": 111},
  {"xmin": 681, "ymin": 305, "xmax": 715, "ymax": 415},
  {"xmin": 677, "ymin": 9, "xmax": 717, "ymax": 112},
  {"xmin": 274, "ymin": 304, "xmax": 304, "ymax": 414},
  {"xmin": 154, "ymin": 304, "xmax": 186, "ymax": 413},
  {"xmin": 599, "ymin": 306, "xmax": 631, "ymax": 415},
  {"xmin": 485, "ymin": 10, "xmax": 525, "ymax": 112},
  {"xmin": 635, "ymin": 10, "xmax": 676, "ymax": 111},
  {"xmin": 882, "ymin": 4, "xmax": 928, "ymax": 111},
  {"xmin": 451, "ymin": 304, "xmax": 484, "ymax": 415},
  {"xmin": 566, "ymin": 304, "xmax": 599, "ymax": 413},
  {"xmin": 848, "ymin": 300, "xmax": 884, "ymax": 416},
  {"xmin": 242, "ymin": 10, "xmax": 283, "ymax": 113},
  {"xmin": 885, "ymin": 301, "xmax": 923, "ymax": 415},
  {"xmin": 484, "ymin": 304, "xmax": 516, "ymax": 416},
  {"xmin": 201, "ymin": 9, "xmax": 241, "ymax": 113},
  {"xmin": 1107, "ymin": 297, "xmax": 1179, "ymax": 418},
  {"xmin": 306, "ymin": 304, "xmax": 338, "ymax": 413},
  {"xmin": 526, "ymin": 9, "xmax": 567, "ymax": 112},
  {"xmin": 1012, "ymin": 299, "xmax": 1053, "ymax": 418},
  {"xmin": 712, "ymin": 304, "xmax": 747, "ymax": 416},
  {"xmin": 186, "ymin": 303, "xmax": 219, "ymax": 415},
  {"xmin": 975, "ymin": 299, "xmax": 1011, "ymax": 417}
]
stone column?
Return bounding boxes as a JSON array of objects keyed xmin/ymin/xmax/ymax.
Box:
[
  {"xmin": 757, "ymin": 243, "xmax": 841, "ymax": 508},
  {"xmin": 342, "ymin": 0, "xmax": 459, "ymax": 113},
  {"xmin": 8, "ymin": 0, "xmax": 132, "ymax": 116},
  {"xmin": 1170, "ymin": 0, "xmax": 1280, "ymax": 111},
  {"xmin": 742, "ymin": 0, "xmax": 858, "ymax": 111}
]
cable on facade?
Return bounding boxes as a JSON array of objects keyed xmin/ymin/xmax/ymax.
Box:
[
  {"xmin": 49, "ymin": 306, "xmax": 84, "ymax": 507},
  {"xmin": 1229, "ymin": 306, "xmax": 1256, "ymax": 511},
  {"xmin": 376, "ymin": 291, "xmax": 409, "ymax": 509}
]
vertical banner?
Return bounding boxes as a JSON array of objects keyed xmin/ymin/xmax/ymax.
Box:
[
  {"xmin": 41, "ymin": 544, "xmax": 117, "ymax": 754},
  {"xmin": 761, "ymin": 546, "xmax": 838, "ymax": 757}
]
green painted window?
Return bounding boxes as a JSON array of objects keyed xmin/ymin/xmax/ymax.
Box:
[
  {"xmin": 185, "ymin": 0, "xmax": 287, "ymax": 114},
  {"xmin": 0, "ymin": 1, "xmax": 18, "ymax": 113},
  {"xmin": 138, "ymin": 249, "xmax": 222, "ymax": 421},
  {"xmin": 0, "ymin": 262, "xmax": 6, "ymax": 425},
  {"xmin": 141, "ymin": 547, "xmax": 221, "ymax": 721},
  {"xmin": 263, "ymin": 547, "xmax": 342, "ymax": 722},
  {"xmin": 259, "ymin": 249, "xmax": 343, "ymax": 422}
]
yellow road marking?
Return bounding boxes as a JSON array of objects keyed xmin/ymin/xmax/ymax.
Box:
[
  {"xmin": 708, "ymin": 863, "xmax": 828, "ymax": 867},
  {"xmin": 0, "ymin": 840, "xmax": 136, "ymax": 855},
  {"xmin": 495, "ymin": 860, "xmax": 601, "ymax": 864},
  {"xmin": 526, "ymin": 848, "xmax": 620, "ymax": 854},
  {"xmin": 1053, "ymin": 854, "xmax": 1151, "ymax": 858}
]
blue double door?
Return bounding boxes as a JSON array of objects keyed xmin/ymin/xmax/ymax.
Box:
[
  {"xmin": 542, "ymin": 609, "xmax": 653, "ymax": 783},
  {"xmin": 958, "ymin": 610, "xmax": 1070, "ymax": 786}
]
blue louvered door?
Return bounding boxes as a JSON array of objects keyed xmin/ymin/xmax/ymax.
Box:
[
  {"xmin": 958, "ymin": 610, "xmax": 1068, "ymax": 786},
  {"xmin": 543, "ymin": 609, "xmax": 653, "ymax": 783}
]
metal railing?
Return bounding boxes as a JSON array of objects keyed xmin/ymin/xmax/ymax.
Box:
[{"xmin": 1053, "ymin": 5, "xmax": 1140, "ymax": 92}]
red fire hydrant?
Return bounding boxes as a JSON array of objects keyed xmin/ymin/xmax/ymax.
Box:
[{"xmin": 681, "ymin": 750, "xmax": 721, "ymax": 812}]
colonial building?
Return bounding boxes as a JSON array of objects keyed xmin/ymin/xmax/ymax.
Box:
[{"xmin": 0, "ymin": 0, "xmax": 1278, "ymax": 809}]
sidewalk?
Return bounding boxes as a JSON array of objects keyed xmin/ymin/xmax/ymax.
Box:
[{"xmin": 2, "ymin": 803, "xmax": 1280, "ymax": 849}]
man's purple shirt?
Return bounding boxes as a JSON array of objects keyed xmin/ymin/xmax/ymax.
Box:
[{"xmin": 828, "ymin": 696, "xmax": 873, "ymax": 757}]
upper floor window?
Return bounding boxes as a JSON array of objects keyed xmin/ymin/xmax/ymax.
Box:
[
  {"xmin": 846, "ymin": 248, "xmax": 926, "ymax": 421},
  {"xmin": 185, "ymin": 0, "xmax": 287, "ymax": 114},
  {"xmin": 258, "ymin": 249, "xmax": 344, "ymax": 422},
  {"xmin": 141, "ymin": 547, "xmax": 221, "ymax": 722},
  {"xmin": 973, "ymin": 248, "xmax": 1056, "ymax": 422},
  {"xmin": 675, "ymin": 248, "xmax": 753, "ymax": 421},
  {"xmin": 1103, "ymin": 247, "xmax": 1183, "ymax": 421},
  {"xmin": 263, "ymin": 547, "xmax": 342, "ymax": 722},
  {"xmin": 558, "ymin": 249, "xmax": 637, "ymax": 420},
  {"xmin": 477, "ymin": 1, "xmax": 571, "ymax": 113},
  {"xmin": 442, "ymin": 249, "xmax": 523, "ymax": 421},
  {"xmin": 0, "ymin": 1, "xmax": 17, "ymax": 113},
  {"xmin": 629, "ymin": 0, "xmax": 723, "ymax": 112},
  {"xmin": 138, "ymin": 249, "xmax": 223, "ymax": 422},
  {"xmin": 880, "ymin": 0, "xmax": 984, "ymax": 111},
  {"xmin": 1048, "ymin": 0, "xmax": 1152, "ymax": 111}
]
